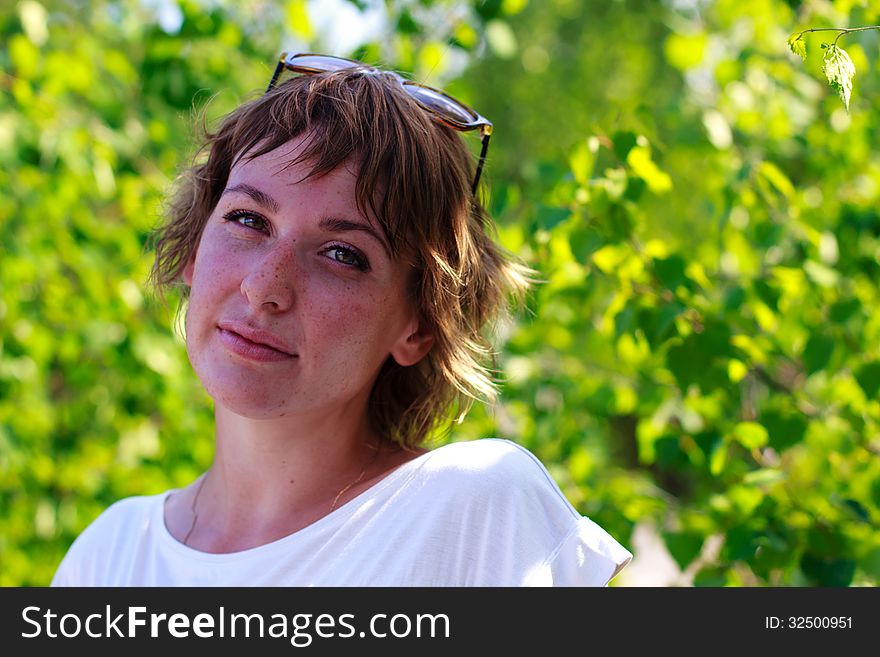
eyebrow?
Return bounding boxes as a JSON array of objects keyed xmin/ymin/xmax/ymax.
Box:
[
  {"xmin": 222, "ymin": 183, "xmax": 390, "ymax": 257},
  {"xmin": 222, "ymin": 183, "xmax": 280, "ymax": 214},
  {"xmin": 319, "ymin": 217, "xmax": 390, "ymax": 257}
]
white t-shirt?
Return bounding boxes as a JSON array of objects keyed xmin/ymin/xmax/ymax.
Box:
[{"xmin": 52, "ymin": 439, "xmax": 632, "ymax": 586}]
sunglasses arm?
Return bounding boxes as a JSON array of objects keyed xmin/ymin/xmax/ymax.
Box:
[
  {"xmin": 267, "ymin": 61, "xmax": 285, "ymax": 93},
  {"xmin": 472, "ymin": 131, "xmax": 491, "ymax": 195}
]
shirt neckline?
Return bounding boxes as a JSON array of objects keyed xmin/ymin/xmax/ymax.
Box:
[{"xmin": 158, "ymin": 446, "xmax": 439, "ymax": 563}]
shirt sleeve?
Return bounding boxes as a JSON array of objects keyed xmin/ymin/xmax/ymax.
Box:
[
  {"xmin": 450, "ymin": 440, "xmax": 632, "ymax": 587},
  {"xmin": 545, "ymin": 516, "xmax": 633, "ymax": 587},
  {"xmin": 496, "ymin": 440, "xmax": 633, "ymax": 586}
]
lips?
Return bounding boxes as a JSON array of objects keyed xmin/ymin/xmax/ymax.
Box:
[{"xmin": 217, "ymin": 321, "xmax": 296, "ymax": 361}]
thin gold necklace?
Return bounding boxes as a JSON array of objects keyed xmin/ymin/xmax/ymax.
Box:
[
  {"xmin": 330, "ymin": 442, "xmax": 382, "ymax": 511},
  {"xmin": 182, "ymin": 474, "xmax": 207, "ymax": 546},
  {"xmin": 183, "ymin": 444, "xmax": 382, "ymax": 547}
]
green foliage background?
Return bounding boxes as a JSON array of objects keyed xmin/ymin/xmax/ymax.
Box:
[{"xmin": 2, "ymin": 0, "xmax": 879, "ymax": 586}]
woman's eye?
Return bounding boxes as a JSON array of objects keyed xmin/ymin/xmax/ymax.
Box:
[
  {"xmin": 324, "ymin": 245, "xmax": 370, "ymax": 272},
  {"xmin": 223, "ymin": 209, "xmax": 267, "ymax": 231}
]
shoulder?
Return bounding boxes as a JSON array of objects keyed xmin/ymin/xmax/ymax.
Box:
[
  {"xmin": 409, "ymin": 439, "xmax": 580, "ymax": 536},
  {"xmin": 423, "ymin": 438, "xmax": 559, "ymax": 480},
  {"xmin": 420, "ymin": 439, "xmax": 577, "ymax": 513},
  {"xmin": 51, "ymin": 492, "xmax": 168, "ymax": 586}
]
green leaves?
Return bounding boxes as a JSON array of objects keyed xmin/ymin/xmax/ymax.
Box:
[
  {"xmin": 821, "ymin": 43, "xmax": 856, "ymax": 111},
  {"xmin": 731, "ymin": 422, "xmax": 768, "ymax": 450},
  {"xmin": 855, "ymin": 361, "xmax": 880, "ymax": 399},
  {"xmin": 786, "ymin": 32, "xmax": 806, "ymax": 60},
  {"xmin": 626, "ymin": 144, "xmax": 673, "ymax": 194},
  {"xmin": 786, "ymin": 27, "xmax": 877, "ymax": 112}
]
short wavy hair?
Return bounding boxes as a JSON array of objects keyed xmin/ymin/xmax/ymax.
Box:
[{"xmin": 150, "ymin": 65, "xmax": 531, "ymax": 449}]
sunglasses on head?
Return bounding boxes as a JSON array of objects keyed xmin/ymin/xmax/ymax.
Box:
[{"xmin": 267, "ymin": 52, "xmax": 493, "ymax": 194}]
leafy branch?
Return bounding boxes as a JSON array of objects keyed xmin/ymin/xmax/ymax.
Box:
[{"xmin": 787, "ymin": 25, "xmax": 879, "ymax": 111}]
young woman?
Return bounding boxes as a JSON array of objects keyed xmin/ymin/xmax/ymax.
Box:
[{"xmin": 52, "ymin": 53, "xmax": 632, "ymax": 586}]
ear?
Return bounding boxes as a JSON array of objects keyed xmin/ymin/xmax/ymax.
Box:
[
  {"xmin": 390, "ymin": 316, "xmax": 434, "ymax": 367},
  {"xmin": 181, "ymin": 255, "xmax": 195, "ymax": 286}
]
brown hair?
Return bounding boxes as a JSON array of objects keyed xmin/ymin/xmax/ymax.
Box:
[{"xmin": 150, "ymin": 66, "xmax": 532, "ymax": 449}]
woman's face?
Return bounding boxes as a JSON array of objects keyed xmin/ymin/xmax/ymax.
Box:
[{"xmin": 182, "ymin": 134, "xmax": 431, "ymax": 419}]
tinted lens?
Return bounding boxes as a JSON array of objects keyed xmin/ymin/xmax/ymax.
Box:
[
  {"xmin": 284, "ymin": 53, "xmax": 360, "ymax": 73},
  {"xmin": 405, "ymin": 85, "xmax": 477, "ymax": 126}
]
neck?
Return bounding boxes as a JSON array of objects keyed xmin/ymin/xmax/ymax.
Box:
[{"xmin": 190, "ymin": 400, "xmax": 385, "ymax": 551}]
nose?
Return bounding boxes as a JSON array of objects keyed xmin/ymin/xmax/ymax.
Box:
[{"xmin": 240, "ymin": 242, "xmax": 297, "ymax": 312}]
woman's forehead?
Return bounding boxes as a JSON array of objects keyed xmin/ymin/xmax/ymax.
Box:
[
  {"xmin": 231, "ymin": 134, "xmax": 316, "ymax": 177},
  {"xmin": 230, "ymin": 135, "xmax": 362, "ymax": 189}
]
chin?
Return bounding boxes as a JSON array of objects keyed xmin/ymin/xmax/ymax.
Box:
[
  {"xmin": 212, "ymin": 390, "xmax": 297, "ymax": 419},
  {"xmin": 199, "ymin": 374, "xmax": 295, "ymax": 418}
]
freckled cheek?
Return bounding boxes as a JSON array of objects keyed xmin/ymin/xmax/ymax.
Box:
[
  {"xmin": 302, "ymin": 291, "xmax": 394, "ymax": 343},
  {"xmin": 195, "ymin": 244, "xmax": 260, "ymax": 292}
]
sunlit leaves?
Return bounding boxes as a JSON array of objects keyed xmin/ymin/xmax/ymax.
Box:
[
  {"xmin": 821, "ymin": 44, "xmax": 856, "ymax": 111},
  {"xmin": 785, "ymin": 25, "xmax": 879, "ymax": 114},
  {"xmin": 627, "ymin": 145, "xmax": 673, "ymax": 194},
  {"xmin": 787, "ymin": 32, "xmax": 806, "ymax": 60},
  {"xmin": 664, "ymin": 32, "xmax": 706, "ymax": 70},
  {"xmin": 730, "ymin": 422, "xmax": 768, "ymax": 450},
  {"xmin": 742, "ymin": 468, "xmax": 784, "ymax": 486},
  {"xmin": 569, "ymin": 139, "xmax": 596, "ymax": 186},
  {"xmin": 757, "ymin": 161, "xmax": 794, "ymax": 199},
  {"xmin": 8, "ymin": 34, "xmax": 40, "ymax": 79}
]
